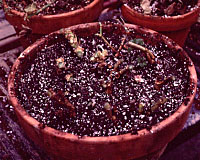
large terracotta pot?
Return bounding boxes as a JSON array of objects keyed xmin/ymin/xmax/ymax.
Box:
[
  {"xmin": 8, "ymin": 22, "xmax": 197, "ymax": 160},
  {"xmin": 3, "ymin": 0, "xmax": 103, "ymax": 34},
  {"xmin": 121, "ymin": 1, "xmax": 200, "ymax": 47}
]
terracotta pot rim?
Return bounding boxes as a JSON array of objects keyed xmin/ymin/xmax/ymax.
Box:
[
  {"xmin": 3, "ymin": 0, "xmax": 101, "ymax": 19},
  {"xmin": 122, "ymin": 1, "xmax": 200, "ymax": 21},
  {"xmin": 8, "ymin": 22, "xmax": 197, "ymax": 144}
]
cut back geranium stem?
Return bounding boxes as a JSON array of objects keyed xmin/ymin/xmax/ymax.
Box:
[
  {"xmin": 115, "ymin": 66, "xmax": 129, "ymax": 79},
  {"xmin": 104, "ymin": 102, "xmax": 117, "ymax": 123},
  {"xmin": 115, "ymin": 36, "xmax": 127, "ymax": 57},
  {"xmin": 113, "ymin": 59, "xmax": 123, "ymax": 70},
  {"xmin": 96, "ymin": 23, "xmax": 117, "ymax": 53},
  {"xmin": 155, "ymin": 76, "xmax": 175, "ymax": 90},
  {"xmin": 126, "ymin": 41, "xmax": 155, "ymax": 64},
  {"xmin": 47, "ymin": 88, "xmax": 76, "ymax": 117}
]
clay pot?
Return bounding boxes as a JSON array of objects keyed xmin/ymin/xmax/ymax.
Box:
[
  {"xmin": 8, "ymin": 22, "xmax": 197, "ymax": 160},
  {"xmin": 121, "ymin": 1, "xmax": 200, "ymax": 47},
  {"xmin": 3, "ymin": 0, "xmax": 103, "ymax": 34}
]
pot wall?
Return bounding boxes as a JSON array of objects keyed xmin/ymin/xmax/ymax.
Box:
[{"xmin": 8, "ymin": 23, "xmax": 197, "ymax": 160}]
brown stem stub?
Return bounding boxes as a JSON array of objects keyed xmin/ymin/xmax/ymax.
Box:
[
  {"xmin": 104, "ymin": 102, "xmax": 117, "ymax": 123},
  {"xmin": 154, "ymin": 76, "xmax": 175, "ymax": 90},
  {"xmin": 115, "ymin": 66, "xmax": 129, "ymax": 79},
  {"xmin": 105, "ymin": 82, "xmax": 112, "ymax": 95},
  {"xmin": 113, "ymin": 59, "xmax": 124, "ymax": 70},
  {"xmin": 47, "ymin": 88, "xmax": 76, "ymax": 117}
]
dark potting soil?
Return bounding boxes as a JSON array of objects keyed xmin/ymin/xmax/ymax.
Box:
[
  {"xmin": 5, "ymin": 0, "xmax": 94, "ymax": 15},
  {"xmin": 15, "ymin": 22, "xmax": 193, "ymax": 137},
  {"xmin": 123, "ymin": 0, "xmax": 198, "ymax": 16}
]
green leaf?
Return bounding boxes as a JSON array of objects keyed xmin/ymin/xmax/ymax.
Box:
[
  {"xmin": 128, "ymin": 47, "xmax": 132, "ymax": 52},
  {"xmin": 131, "ymin": 38, "xmax": 144, "ymax": 46},
  {"xmin": 137, "ymin": 56, "xmax": 147, "ymax": 67}
]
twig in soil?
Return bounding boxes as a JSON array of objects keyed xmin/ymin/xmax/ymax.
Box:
[
  {"xmin": 95, "ymin": 22, "xmax": 117, "ymax": 53},
  {"xmin": 126, "ymin": 41, "xmax": 155, "ymax": 64},
  {"xmin": 47, "ymin": 88, "xmax": 76, "ymax": 117},
  {"xmin": 103, "ymin": 59, "xmax": 126, "ymax": 95}
]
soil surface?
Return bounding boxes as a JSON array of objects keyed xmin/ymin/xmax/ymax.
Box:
[
  {"xmin": 15, "ymin": 22, "xmax": 192, "ymax": 137},
  {"xmin": 123, "ymin": 0, "xmax": 198, "ymax": 16},
  {"xmin": 5, "ymin": 0, "xmax": 94, "ymax": 15}
]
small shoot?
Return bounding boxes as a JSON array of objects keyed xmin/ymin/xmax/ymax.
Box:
[
  {"xmin": 115, "ymin": 18, "xmax": 130, "ymax": 57},
  {"xmin": 101, "ymin": 79, "xmax": 112, "ymax": 94},
  {"xmin": 151, "ymin": 97, "xmax": 167, "ymax": 112},
  {"xmin": 113, "ymin": 59, "xmax": 124, "ymax": 70},
  {"xmin": 115, "ymin": 18, "xmax": 130, "ymax": 34}
]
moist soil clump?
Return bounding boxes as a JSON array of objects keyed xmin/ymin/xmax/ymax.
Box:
[
  {"xmin": 5, "ymin": 0, "xmax": 94, "ymax": 15},
  {"xmin": 123, "ymin": 0, "xmax": 198, "ymax": 16},
  {"xmin": 15, "ymin": 22, "xmax": 192, "ymax": 137}
]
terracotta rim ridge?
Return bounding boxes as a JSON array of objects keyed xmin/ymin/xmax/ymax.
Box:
[{"xmin": 8, "ymin": 22, "xmax": 197, "ymax": 145}]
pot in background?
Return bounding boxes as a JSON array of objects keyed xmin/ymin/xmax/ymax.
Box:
[
  {"xmin": 121, "ymin": 1, "xmax": 200, "ymax": 47},
  {"xmin": 3, "ymin": 0, "xmax": 103, "ymax": 34}
]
